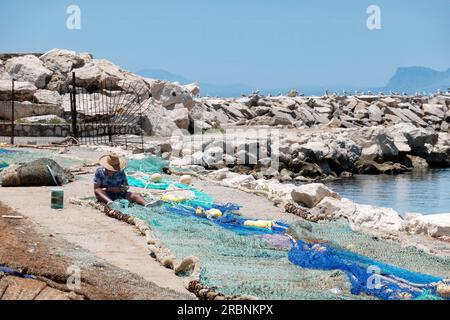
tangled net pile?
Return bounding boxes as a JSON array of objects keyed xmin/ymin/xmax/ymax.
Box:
[
  {"xmin": 0, "ymin": 148, "xmax": 84, "ymax": 170},
  {"xmin": 110, "ymin": 157, "xmax": 450, "ymax": 300}
]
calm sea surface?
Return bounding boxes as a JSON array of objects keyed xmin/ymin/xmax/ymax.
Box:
[{"xmin": 324, "ymin": 169, "xmax": 450, "ymax": 215}]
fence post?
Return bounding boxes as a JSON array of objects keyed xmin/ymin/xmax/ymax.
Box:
[
  {"xmin": 10, "ymin": 79, "xmax": 14, "ymax": 145},
  {"xmin": 70, "ymin": 72, "xmax": 79, "ymax": 141}
]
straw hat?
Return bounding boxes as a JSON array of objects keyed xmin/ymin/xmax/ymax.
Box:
[{"xmin": 99, "ymin": 154, "xmax": 128, "ymax": 172}]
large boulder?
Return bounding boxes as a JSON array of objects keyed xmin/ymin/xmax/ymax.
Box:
[
  {"xmin": 72, "ymin": 59, "xmax": 146, "ymax": 90},
  {"xmin": 95, "ymin": 59, "xmax": 128, "ymax": 85},
  {"xmin": 40, "ymin": 49, "xmax": 85, "ymax": 74},
  {"xmin": 350, "ymin": 203, "xmax": 404, "ymax": 233},
  {"xmin": 183, "ymin": 83, "xmax": 200, "ymax": 96},
  {"xmin": 297, "ymin": 141, "xmax": 329, "ymax": 162},
  {"xmin": 387, "ymin": 123, "xmax": 438, "ymax": 150},
  {"xmin": 0, "ymin": 80, "xmax": 37, "ymax": 101},
  {"xmin": 270, "ymin": 109, "xmax": 294, "ymax": 126},
  {"xmin": 315, "ymin": 197, "xmax": 404, "ymax": 234},
  {"xmin": 72, "ymin": 62, "xmax": 103, "ymax": 87},
  {"xmin": 355, "ymin": 159, "xmax": 409, "ymax": 175},
  {"xmin": 41, "ymin": 50, "xmax": 93, "ymax": 91},
  {"xmin": 403, "ymin": 155, "xmax": 429, "ymax": 169},
  {"xmin": 291, "ymin": 183, "xmax": 341, "ymax": 208},
  {"xmin": 423, "ymin": 104, "xmax": 445, "ymax": 119},
  {"xmin": 326, "ymin": 139, "xmax": 362, "ymax": 172},
  {"xmin": 404, "ymin": 213, "xmax": 450, "ymax": 238},
  {"xmin": 33, "ymin": 89, "xmax": 61, "ymax": 105},
  {"xmin": 222, "ymin": 174, "xmax": 255, "ymax": 188},
  {"xmin": 0, "ymin": 72, "xmax": 11, "ymax": 81},
  {"xmin": 247, "ymin": 178, "xmax": 296, "ymax": 203},
  {"xmin": 159, "ymin": 82, "xmax": 195, "ymax": 109},
  {"xmin": 0, "ymin": 59, "xmax": 11, "ymax": 80},
  {"xmin": 5, "ymin": 55, "xmax": 52, "ymax": 89},
  {"xmin": 142, "ymin": 78, "xmax": 194, "ymax": 110},
  {"xmin": 165, "ymin": 104, "xmax": 190, "ymax": 130},
  {"xmin": 356, "ymin": 126, "xmax": 399, "ymax": 162},
  {"xmin": 0, "ymin": 100, "xmax": 63, "ymax": 120},
  {"xmin": 368, "ymin": 104, "xmax": 383, "ymax": 123},
  {"xmin": 141, "ymin": 99, "xmax": 186, "ymax": 137}
]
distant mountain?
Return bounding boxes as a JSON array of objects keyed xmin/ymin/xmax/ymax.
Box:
[
  {"xmin": 136, "ymin": 69, "xmax": 254, "ymax": 97},
  {"xmin": 137, "ymin": 66, "xmax": 450, "ymax": 98},
  {"xmin": 137, "ymin": 69, "xmax": 192, "ymax": 85},
  {"xmin": 384, "ymin": 66, "xmax": 450, "ymax": 94}
]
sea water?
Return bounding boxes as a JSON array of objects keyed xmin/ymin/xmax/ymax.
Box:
[{"xmin": 325, "ymin": 169, "xmax": 450, "ymax": 215}]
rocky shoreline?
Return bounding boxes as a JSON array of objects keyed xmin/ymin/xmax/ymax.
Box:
[
  {"xmin": 163, "ymin": 160, "xmax": 450, "ymax": 246},
  {"xmin": 1, "ymin": 48, "xmax": 450, "ymax": 241},
  {"xmin": 1, "ymin": 49, "xmax": 449, "ymax": 182}
]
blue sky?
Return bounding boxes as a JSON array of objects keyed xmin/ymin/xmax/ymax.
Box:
[{"xmin": 0, "ymin": 0, "xmax": 448, "ymax": 88}]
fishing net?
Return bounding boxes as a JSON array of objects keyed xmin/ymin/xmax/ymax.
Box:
[
  {"xmin": 112, "ymin": 201, "xmax": 356, "ymax": 300},
  {"xmin": 0, "ymin": 148, "xmax": 84, "ymax": 169},
  {"xmin": 289, "ymin": 220, "xmax": 449, "ymax": 300},
  {"xmin": 114, "ymin": 157, "xmax": 450, "ymax": 300}
]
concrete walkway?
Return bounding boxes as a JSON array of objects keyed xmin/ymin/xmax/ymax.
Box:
[{"xmin": 0, "ymin": 174, "xmax": 193, "ymax": 297}]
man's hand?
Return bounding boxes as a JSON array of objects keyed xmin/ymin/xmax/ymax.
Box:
[
  {"xmin": 104, "ymin": 185, "xmax": 128, "ymax": 194},
  {"xmin": 106, "ymin": 187, "xmax": 122, "ymax": 193}
]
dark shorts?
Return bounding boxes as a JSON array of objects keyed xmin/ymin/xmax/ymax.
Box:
[{"xmin": 106, "ymin": 191, "xmax": 131, "ymax": 201}]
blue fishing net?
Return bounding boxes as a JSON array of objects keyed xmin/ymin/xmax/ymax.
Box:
[
  {"xmin": 118, "ymin": 157, "xmax": 450, "ymax": 300},
  {"xmin": 288, "ymin": 240, "xmax": 443, "ymax": 300},
  {"xmin": 0, "ymin": 148, "xmax": 16, "ymax": 155},
  {"xmin": 0, "ymin": 266, "xmax": 35, "ymax": 279}
]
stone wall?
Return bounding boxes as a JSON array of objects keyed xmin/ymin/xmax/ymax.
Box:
[
  {"xmin": 0, "ymin": 122, "xmax": 142, "ymax": 138},
  {"xmin": 0, "ymin": 101, "xmax": 64, "ymax": 120},
  {"xmin": 0, "ymin": 123, "xmax": 70, "ymax": 137}
]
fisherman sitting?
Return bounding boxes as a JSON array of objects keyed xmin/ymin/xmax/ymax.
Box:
[{"xmin": 94, "ymin": 154, "xmax": 158, "ymax": 207}]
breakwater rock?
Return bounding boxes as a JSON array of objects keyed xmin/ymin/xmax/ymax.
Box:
[{"xmin": 167, "ymin": 123, "xmax": 449, "ymax": 181}]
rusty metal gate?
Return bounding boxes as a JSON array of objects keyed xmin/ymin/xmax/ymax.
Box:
[{"xmin": 69, "ymin": 73, "xmax": 148, "ymax": 148}]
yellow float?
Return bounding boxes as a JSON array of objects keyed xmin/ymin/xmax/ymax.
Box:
[
  {"xmin": 243, "ymin": 220, "xmax": 274, "ymax": 229},
  {"xmin": 161, "ymin": 194, "xmax": 187, "ymax": 203},
  {"xmin": 195, "ymin": 207, "xmax": 205, "ymax": 216},
  {"xmin": 206, "ymin": 208, "xmax": 223, "ymax": 219}
]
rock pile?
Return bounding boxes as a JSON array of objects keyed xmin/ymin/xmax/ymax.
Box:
[
  {"xmin": 192, "ymin": 93, "xmax": 450, "ymax": 132},
  {"xmin": 166, "ymin": 122, "xmax": 450, "ymax": 181},
  {"xmin": 1, "ymin": 48, "xmax": 450, "ymax": 181},
  {"xmin": 0, "ymin": 49, "xmax": 196, "ymax": 135}
]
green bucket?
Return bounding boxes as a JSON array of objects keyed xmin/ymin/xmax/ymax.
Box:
[{"xmin": 51, "ymin": 188, "xmax": 64, "ymax": 209}]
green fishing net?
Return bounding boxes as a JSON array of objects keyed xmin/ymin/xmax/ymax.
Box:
[
  {"xmin": 0, "ymin": 148, "xmax": 85, "ymax": 169},
  {"xmin": 292, "ymin": 219, "xmax": 450, "ymax": 278},
  {"xmin": 112, "ymin": 157, "xmax": 450, "ymax": 300},
  {"xmin": 77, "ymin": 156, "xmax": 450, "ymax": 299},
  {"xmin": 115, "ymin": 202, "xmax": 359, "ymax": 300}
]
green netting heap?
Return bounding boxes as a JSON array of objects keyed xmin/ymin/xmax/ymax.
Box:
[
  {"xmin": 112, "ymin": 157, "xmax": 450, "ymax": 300},
  {"xmin": 0, "ymin": 148, "xmax": 85, "ymax": 169},
  {"xmin": 109, "ymin": 156, "xmax": 450, "ymax": 299},
  {"xmin": 292, "ymin": 219, "xmax": 450, "ymax": 278},
  {"xmin": 112, "ymin": 201, "xmax": 358, "ymax": 300}
]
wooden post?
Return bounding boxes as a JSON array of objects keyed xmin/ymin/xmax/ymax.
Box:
[{"xmin": 70, "ymin": 72, "xmax": 79, "ymax": 141}]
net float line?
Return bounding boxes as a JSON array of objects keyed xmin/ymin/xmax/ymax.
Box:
[{"xmin": 70, "ymin": 198, "xmax": 257, "ymax": 300}]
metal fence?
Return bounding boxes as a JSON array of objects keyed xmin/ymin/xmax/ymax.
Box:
[
  {"xmin": 0, "ymin": 79, "xmax": 15, "ymax": 144},
  {"xmin": 70, "ymin": 73, "xmax": 147, "ymax": 148},
  {"xmin": 0, "ymin": 73, "xmax": 148, "ymax": 148}
]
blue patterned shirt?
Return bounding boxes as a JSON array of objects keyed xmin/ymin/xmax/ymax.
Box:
[{"xmin": 93, "ymin": 167, "xmax": 128, "ymax": 189}]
